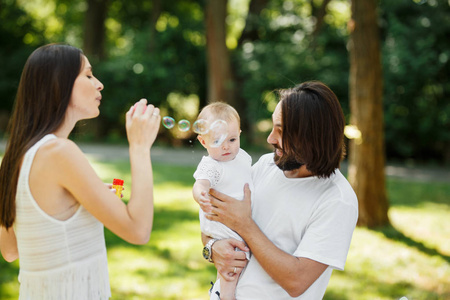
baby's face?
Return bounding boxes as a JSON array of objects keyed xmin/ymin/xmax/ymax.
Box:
[{"xmin": 204, "ymin": 118, "xmax": 240, "ymax": 162}]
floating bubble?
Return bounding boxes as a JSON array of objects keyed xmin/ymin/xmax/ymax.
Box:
[
  {"xmin": 178, "ymin": 119, "xmax": 191, "ymax": 132},
  {"xmin": 162, "ymin": 116, "xmax": 175, "ymax": 129},
  {"xmin": 193, "ymin": 119, "xmax": 210, "ymax": 135},
  {"xmin": 209, "ymin": 119, "xmax": 228, "ymax": 148}
]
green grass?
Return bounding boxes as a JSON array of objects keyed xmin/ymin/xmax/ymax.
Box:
[
  {"xmin": 1, "ymin": 159, "xmax": 449, "ymax": 299},
  {"xmin": 324, "ymin": 179, "xmax": 450, "ymax": 300}
]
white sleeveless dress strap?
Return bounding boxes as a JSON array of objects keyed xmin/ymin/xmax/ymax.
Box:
[{"xmin": 14, "ymin": 134, "xmax": 111, "ymax": 300}]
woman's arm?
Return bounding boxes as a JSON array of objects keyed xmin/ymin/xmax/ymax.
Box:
[
  {"xmin": 49, "ymin": 100, "xmax": 160, "ymax": 244},
  {"xmin": 207, "ymin": 186, "xmax": 328, "ymax": 297},
  {"xmin": 0, "ymin": 226, "xmax": 18, "ymax": 262}
]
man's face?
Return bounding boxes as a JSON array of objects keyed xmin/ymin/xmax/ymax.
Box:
[
  {"xmin": 267, "ymin": 102, "xmax": 283, "ymax": 157},
  {"xmin": 267, "ymin": 101, "xmax": 304, "ymax": 171}
]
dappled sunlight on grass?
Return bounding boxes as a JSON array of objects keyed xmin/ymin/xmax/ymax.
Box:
[
  {"xmin": 390, "ymin": 204, "xmax": 450, "ymax": 255},
  {"xmin": 153, "ymin": 186, "xmax": 195, "ymax": 211},
  {"xmin": 0, "ymin": 275, "xmax": 20, "ymax": 300},
  {"xmin": 326, "ymin": 178, "xmax": 450, "ymax": 300},
  {"xmin": 1, "ymin": 157, "xmax": 448, "ymax": 299},
  {"xmin": 328, "ymin": 227, "xmax": 448, "ymax": 299},
  {"xmin": 386, "ymin": 179, "xmax": 450, "ymax": 207},
  {"xmin": 0, "ymin": 258, "xmax": 19, "ymax": 300},
  {"xmin": 90, "ymin": 161, "xmax": 450, "ymax": 300},
  {"xmin": 89, "ymin": 160, "xmax": 214, "ymax": 299}
]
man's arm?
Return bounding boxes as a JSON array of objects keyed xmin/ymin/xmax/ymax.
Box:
[
  {"xmin": 201, "ymin": 233, "xmax": 249, "ymax": 280},
  {"xmin": 207, "ymin": 186, "xmax": 328, "ymax": 297},
  {"xmin": 235, "ymin": 219, "xmax": 327, "ymax": 296},
  {"xmin": 0, "ymin": 226, "xmax": 18, "ymax": 262}
]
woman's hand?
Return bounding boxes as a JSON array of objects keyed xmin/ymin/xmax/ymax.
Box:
[
  {"xmin": 105, "ymin": 183, "xmax": 124, "ymax": 198},
  {"xmin": 126, "ymin": 99, "xmax": 161, "ymax": 150},
  {"xmin": 212, "ymin": 238, "xmax": 249, "ymax": 281},
  {"xmin": 0, "ymin": 226, "xmax": 18, "ymax": 262}
]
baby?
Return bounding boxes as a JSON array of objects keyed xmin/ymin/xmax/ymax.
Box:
[{"xmin": 193, "ymin": 102, "xmax": 253, "ymax": 300}]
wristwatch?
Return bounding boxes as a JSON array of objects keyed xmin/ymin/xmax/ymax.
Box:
[{"xmin": 202, "ymin": 238, "xmax": 218, "ymax": 262}]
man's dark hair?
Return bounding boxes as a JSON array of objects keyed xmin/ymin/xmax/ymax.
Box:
[{"xmin": 279, "ymin": 81, "xmax": 346, "ymax": 178}]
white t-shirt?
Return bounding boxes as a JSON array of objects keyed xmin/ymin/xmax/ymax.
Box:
[
  {"xmin": 194, "ymin": 148, "xmax": 253, "ymax": 241},
  {"xmin": 235, "ymin": 153, "xmax": 358, "ymax": 299}
]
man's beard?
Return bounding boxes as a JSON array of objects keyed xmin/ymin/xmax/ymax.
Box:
[{"xmin": 273, "ymin": 147, "xmax": 304, "ymax": 171}]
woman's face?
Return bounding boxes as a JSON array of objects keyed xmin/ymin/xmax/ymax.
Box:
[{"xmin": 68, "ymin": 55, "xmax": 104, "ymax": 121}]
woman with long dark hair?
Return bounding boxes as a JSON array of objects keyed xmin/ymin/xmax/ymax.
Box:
[{"xmin": 0, "ymin": 44, "xmax": 160, "ymax": 299}]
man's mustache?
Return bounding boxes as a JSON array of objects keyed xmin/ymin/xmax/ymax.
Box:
[{"xmin": 272, "ymin": 144, "xmax": 282, "ymax": 151}]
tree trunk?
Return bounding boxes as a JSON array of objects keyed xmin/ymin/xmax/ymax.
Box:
[
  {"xmin": 311, "ymin": 0, "xmax": 331, "ymax": 37},
  {"xmin": 348, "ymin": 0, "xmax": 389, "ymax": 227},
  {"xmin": 148, "ymin": 0, "xmax": 162, "ymax": 53},
  {"xmin": 82, "ymin": 0, "xmax": 108, "ymax": 138},
  {"xmin": 83, "ymin": 0, "xmax": 108, "ymax": 61},
  {"xmin": 237, "ymin": 0, "xmax": 267, "ymax": 46},
  {"xmin": 205, "ymin": 0, "xmax": 235, "ymax": 105},
  {"xmin": 234, "ymin": 0, "xmax": 268, "ymax": 144}
]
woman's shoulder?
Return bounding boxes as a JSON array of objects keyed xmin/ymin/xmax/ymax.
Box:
[
  {"xmin": 41, "ymin": 137, "xmax": 78, "ymax": 153},
  {"xmin": 36, "ymin": 137, "xmax": 84, "ymax": 164},
  {"xmin": 32, "ymin": 137, "xmax": 91, "ymax": 187}
]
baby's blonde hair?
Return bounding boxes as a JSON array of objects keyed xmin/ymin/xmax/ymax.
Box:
[{"xmin": 197, "ymin": 102, "xmax": 240, "ymax": 129}]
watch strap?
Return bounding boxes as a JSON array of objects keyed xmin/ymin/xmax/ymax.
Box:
[{"xmin": 204, "ymin": 238, "xmax": 218, "ymax": 262}]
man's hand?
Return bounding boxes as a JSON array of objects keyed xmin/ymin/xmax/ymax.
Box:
[
  {"xmin": 206, "ymin": 184, "xmax": 252, "ymax": 233},
  {"xmin": 212, "ymin": 238, "xmax": 249, "ymax": 281}
]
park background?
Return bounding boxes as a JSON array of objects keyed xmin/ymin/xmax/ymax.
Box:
[{"xmin": 0, "ymin": 0, "xmax": 449, "ymax": 299}]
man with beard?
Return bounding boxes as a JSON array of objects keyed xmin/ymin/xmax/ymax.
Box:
[{"xmin": 201, "ymin": 81, "xmax": 359, "ymax": 299}]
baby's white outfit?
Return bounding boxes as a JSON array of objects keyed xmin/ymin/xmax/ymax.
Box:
[
  {"xmin": 14, "ymin": 134, "xmax": 111, "ymax": 300},
  {"xmin": 194, "ymin": 148, "xmax": 253, "ymax": 249}
]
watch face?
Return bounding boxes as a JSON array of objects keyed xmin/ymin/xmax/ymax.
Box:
[{"xmin": 203, "ymin": 247, "xmax": 210, "ymax": 260}]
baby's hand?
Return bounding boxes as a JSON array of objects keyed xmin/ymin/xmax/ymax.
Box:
[{"xmin": 199, "ymin": 191, "xmax": 213, "ymax": 214}]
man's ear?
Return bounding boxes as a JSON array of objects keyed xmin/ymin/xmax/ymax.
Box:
[{"xmin": 197, "ymin": 135, "xmax": 208, "ymax": 149}]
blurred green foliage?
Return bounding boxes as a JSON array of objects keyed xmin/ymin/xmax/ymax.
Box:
[
  {"xmin": 0, "ymin": 0, "xmax": 44, "ymax": 113},
  {"xmin": 381, "ymin": 0, "xmax": 450, "ymax": 162},
  {"xmin": 0, "ymin": 0, "xmax": 449, "ymax": 163}
]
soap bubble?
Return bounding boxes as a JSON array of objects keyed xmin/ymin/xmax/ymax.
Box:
[
  {"xmin": 162, "ymin": 116, "xmax": 175, "ymax": 129},
  {"xmin": 178, "ymin": 119, "xmax": 191, "ymax": 132},
  {"xmin": 193, "ymin": 119, "xmax": 210, "ymax": 135},
  {"xmin": 209, "ymin": 119, "xmax": 228, "ymax": 148},
  {"xmin": 161, "ymin": 117, "xmax": 227, "ymax": 146}
]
